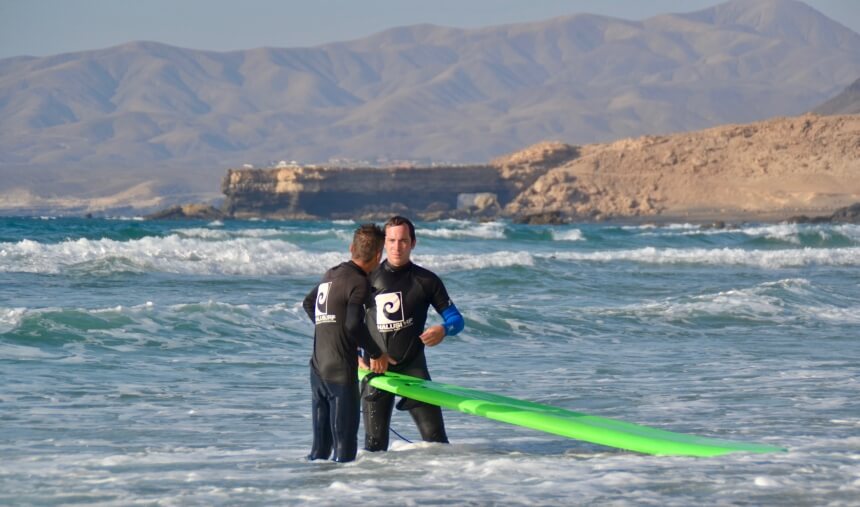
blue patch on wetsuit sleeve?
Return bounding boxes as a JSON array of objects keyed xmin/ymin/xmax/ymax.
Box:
[{"xmin": 441, "ymin": 305, "xmax": 464, "ymax": 336}]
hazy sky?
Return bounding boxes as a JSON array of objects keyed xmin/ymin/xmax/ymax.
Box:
[{"xmin": 1, "ymin": 0, "xmax": 858, "ymax": 60}]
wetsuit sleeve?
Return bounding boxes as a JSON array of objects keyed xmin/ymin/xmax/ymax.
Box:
[
  {"xmin": 345, "ymin": 284, "xmax": 383, "ymax": 359},
  {"xmin": 302, "ymin": 285, "xmax": 317, "ymax": 322},
  {"xmin": 425, "ymin": 272, "xmax": 454, "ymax": 314},
  {"xmin": 423, "ymin": 270, "xmax": 464, "ymax": 336},
  {"xmin": 440, "ymin": 304, "xmax": 464, "ymax": 336}
]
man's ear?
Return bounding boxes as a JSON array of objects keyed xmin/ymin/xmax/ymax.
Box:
[{"xmin": 349, "ymin": 243, "xmax": 355, "ymax": 256}]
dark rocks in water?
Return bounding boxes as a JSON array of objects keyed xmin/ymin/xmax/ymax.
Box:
[
  {"xmin": 512, "ymin": 211, "xmax": 568, "ymax": 225},
  {"xmin": 786, "ymin": 214, "xmax": 833, "ymax": 224},
  {"xmin": 700, "ymin": 221, "xmax": 727, "ymax": 230},
  {"xmin": 700, "ymin": 221, "xmax": 743, "ymax": 230},
  {"xmin": 145, "ymin": 204, "xmax": 225, "ymax": 220},
  {"xmin": 787, "ymin": 202, "xmax": 860, "ymax": 224},
  {"xmin": 830, "ymin": 203, "xmax": 860, "ymax": 223}
]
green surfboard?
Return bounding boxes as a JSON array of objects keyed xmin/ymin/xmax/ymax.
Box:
[{"xmin": 359, "ymin": 369, "xmax": 785, "ymax": 457}]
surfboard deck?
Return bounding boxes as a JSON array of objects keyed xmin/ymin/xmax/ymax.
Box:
[{"xmin": 359, "ymin": 369, "xmax": 785, "ymax": 457}]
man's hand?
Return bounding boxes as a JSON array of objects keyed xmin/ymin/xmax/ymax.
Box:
[
  {"xmin": 419, "ymin": 325, "xmax": 446, "ymax": 347},
  {"xmin": 370, "ymin": 353, "xmax": 389, "ymax": 373}
]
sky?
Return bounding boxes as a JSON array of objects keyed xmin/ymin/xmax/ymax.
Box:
[{"xmin": 1, "ymin": 0, "xmax": 858, "ymax": 60}]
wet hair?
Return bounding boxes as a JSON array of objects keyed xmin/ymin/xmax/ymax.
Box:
[
  {"xmin": 383, "ymin": 215, "xmax": 416, "ymax": 243},
  {"xmin": 351, "ymin": 223, "xmax": 385, "ymax": 262}
]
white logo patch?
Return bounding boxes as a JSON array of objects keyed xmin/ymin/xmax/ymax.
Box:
[
  {"xmin": 375, "ymin": 292, "xmax": 411, "ymax": 331},
  {"xmin": 315, "ymin": 282, "xmax": 336, "ymax": 324}
]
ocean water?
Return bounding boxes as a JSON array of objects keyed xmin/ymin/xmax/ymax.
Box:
[{"xmin": 1, "ymin": 217, "xmax": 858, "ymax": 506}]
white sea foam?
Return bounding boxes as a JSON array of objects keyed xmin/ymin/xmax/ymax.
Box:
[
  {"xmin": 624, "ymin": 223, "xmax": 699, "ymax": 231},
  {"xmin": 0, "ymin": 235, "xmax": 342, "ymax": 276},
  {"xmin": 639, "ymin": 290, "xmax": 785, "ymax": 320},
  {"xmin": 417, "ymin": 221, "xmax": 506, "ymax": 239},
  {"xmin": 834, "ymin": 224, "xmax": 860, "ymax": 241},
  {"xmin": 742, "ymin": 224, "xmax": 808, "ymax": 243},
  {"xmin": 0, "ymin": 307, "xmax": 26, "ymax": 333},
  {"xmin": 541, "ymin": 246, "xmax": 860, "ymax": 268},
  {"xmin": 590, "ymin": 278, "xmax": 860, "ymax": 324},
  {"xmin": 413, "ymin": 251, "xmax": 534, "ymax": 272},
  {"xmin": 807, "ymin": 305, "xmax": 860, "ymax": 324},
  {"xmin": 635, "ymin": 223, "xmax": 800, "ymax": 239},
  {"xmin": 0, "ymin": 233, "xmax": 543, "ymax": 276},
  {"xmin": 107, "ymin": 216, "xmax": 145, "ymax": 221},
  {"xmin": 551, "ymin": 228, "xmax": 584, "ymax": 241},
  {"xmin": 632, "ymin": 223, "xmax": 860, "ymax": 245},
  {"xmin": 604, "ymin": 284, "xmax": 788, "ymax": 322},
  {"xmin": 171, "ymin": 227, "xmax": 288, "ymax": 240},
  {"xmin": 172, "ymin": 227, "xmax": 354, "ymax": 242}
]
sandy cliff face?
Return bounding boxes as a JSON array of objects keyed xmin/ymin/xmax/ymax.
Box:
[
  {"xmin": 221, "ymin": 113, "xmax": 859, "ymax": 222},
  {"xmin": 222, "ymin": 164, "xmax": 512, "ymax": 219},
  {"xmin": 504, "ymin": 114, "xmax": 860, "ymax": 221}
]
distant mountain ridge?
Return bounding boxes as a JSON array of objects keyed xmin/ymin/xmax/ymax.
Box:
[
  {"xmin": 813, "ymin": 78, "xmax": 860, "ymax": 115},
  {"xmin": 1, "ymin": 0, "xmax": 859, "ymax": 211}
]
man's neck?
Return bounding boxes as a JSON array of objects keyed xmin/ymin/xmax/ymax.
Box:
[
  {"xmin": 384, "ymin": 259, "xmax": 411, "ymax": 271},
  {"xmin": 352, "ymin": 258, "xmax": 375, "ymax": 274}
]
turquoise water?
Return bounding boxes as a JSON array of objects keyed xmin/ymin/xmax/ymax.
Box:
[{"xmin": 1, "ymin": 217, "xmax": 858, "ymax": 505}]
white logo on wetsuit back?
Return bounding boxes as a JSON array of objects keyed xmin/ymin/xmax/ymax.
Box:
[
  {"xmin": 375, "ymin": 292, "xmax": 412, "ymax": 331},
  {"xmin": 315, "ymin": 282, "xmax": 336, "ymax": 324}
]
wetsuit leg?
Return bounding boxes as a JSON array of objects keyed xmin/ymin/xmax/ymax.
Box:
[
  {"xmin": 362, "ymin": 386, "xmax": 395, "ymax": 452},
  {"xmin": 308, "ymin": 367, "xmax": 332, "ymax": 460},
  {"xmin": 309, "ymin": 367, "xmax": 361, "ymax": 462},
  {"xmin": 396, "ymin": 353, "xmax": 449, "ymax": 444},
  {"xmin": 409, "ymin": 404, "xmax": 449, "ymax": 443},
  {"xmin": 329, "ymin": 381, "xmax": 360, "ymax": 463}
]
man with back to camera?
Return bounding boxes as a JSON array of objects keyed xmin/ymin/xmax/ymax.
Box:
[
  {"xmin": 360, "ymin": 215, "xmax": 465, "ymax": 451},
  {"xmin": 302, "ymin": 223, "xmax": 390, "ymax": 463}
]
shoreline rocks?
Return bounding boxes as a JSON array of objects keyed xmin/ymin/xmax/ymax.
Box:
[{"xmin": 144, "ymin": 203, "xmax": 224, "ymax": 220}]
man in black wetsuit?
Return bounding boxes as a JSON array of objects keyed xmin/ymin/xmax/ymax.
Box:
[
  {"xmin": 361, "ymin": 215, "xmax": 465, "ymax": 451},
  {"xmin": 302, "ymin": 223, "xmax": 390, "ymax": 463}
]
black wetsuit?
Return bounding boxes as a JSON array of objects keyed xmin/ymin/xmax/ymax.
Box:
[
  {"xmin": 302, "ymin": 261, "xmax": 383, "ymax": 462},
  {"xmin": 362, "ymin": 260, "xmax": 457, "ymax": 451}
]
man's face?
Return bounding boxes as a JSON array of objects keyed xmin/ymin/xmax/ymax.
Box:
[{"xmin": 384, "ymin": 224, "xmax": 415, "ymax": 267}]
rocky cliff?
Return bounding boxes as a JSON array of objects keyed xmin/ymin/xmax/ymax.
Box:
[
  {"xmin": 221, "ymin": 113, "xmax": 859, "ymax": 223},
  {"xmin": 504, "ymin": 114, "xmax": 859, "ymax": 222},
  {"xmin": 222, "ymin": 164, "xmax": 520, "ymax": 220}
]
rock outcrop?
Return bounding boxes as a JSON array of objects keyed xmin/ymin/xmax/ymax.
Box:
[
  {"xmin": 221, "ymin": 164, "xmax": 517, "ymax": 220},
  {"xmin": 504, "ymin": 113, "xmax": 860, "ymax": 222},
  {"xmin": 788, "ymin": 203, "xmax": 860, "ymax": 224},
  {"xmin": 221, "ymin": 113, "xmax": 859, "ymax": 223},
  {"xmin": 145, "ymin": 203, "xmax": 224, "ymax": 220}
]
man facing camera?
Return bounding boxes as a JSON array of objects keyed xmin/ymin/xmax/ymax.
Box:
[{"xmin": 361, "ymin": 215, "xmax": 465, "ymax": 451}]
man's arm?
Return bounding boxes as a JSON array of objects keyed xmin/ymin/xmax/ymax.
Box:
[
  {"xmin": 345, "ymin": 301, "xmax": 389, "ymax": 373},
  {"xmin": 346, "ymin": 279, "xmax": 390, "ymax": 372},
  {"xmin": 302, "ymin": 286, "xmax": 317, "ymax": 322},
  {"xmin": 419, "ymin": 271, "xmax": 465, "ymax": 346}
]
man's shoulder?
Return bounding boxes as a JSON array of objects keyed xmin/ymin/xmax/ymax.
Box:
[
  {"xmin": 326, "ymin": 262, "xmax": 366, "ymax": 283},
  {"xmin": 409, "ymin": 262, "xmax": 442, "ymax": 283},
  {"xmin": 372, "ymin": 261, "xmax": 439, "ymax": 281}
]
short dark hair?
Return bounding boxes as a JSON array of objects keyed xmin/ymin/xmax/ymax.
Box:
[
  {"xmin": 351, "ymin": 223, "xmax": 384, "ymax": 262},
  {"xmin": 384, "ymin": 215, "xmax": 416, "ymax": 243}
]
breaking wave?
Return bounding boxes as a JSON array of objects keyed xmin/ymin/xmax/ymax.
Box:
[{"xmin": 541, "ymin": 246, "xmax": 860, "ymax": 268}]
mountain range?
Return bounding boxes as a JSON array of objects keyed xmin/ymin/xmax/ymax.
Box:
[
  {"xmin": 1, "ymin": 0, "xmax": 859, "ymax": 213},
  {"xmin": 813, "ymin": 77, "xmax": 860, "ymax": 115}
]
